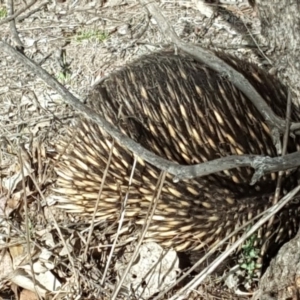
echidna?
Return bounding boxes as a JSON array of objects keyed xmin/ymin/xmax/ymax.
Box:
[{"xmin": 52, "ymin": 51, "xmax": 300, "ymax": 254}]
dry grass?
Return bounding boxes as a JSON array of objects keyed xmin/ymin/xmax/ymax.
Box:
[{"xmin": 0, "ymin": 0, "xmax": 272, "ymax": 299}]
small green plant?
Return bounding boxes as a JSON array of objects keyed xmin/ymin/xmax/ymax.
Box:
[
  {"xmin": 75, "ymin": 29, "xmax": 108, "ymax": 43},
  {"xmin": 239, "ymin": 233, "xmax": 261, "ymax": 280},
  {"xmin": 0, "ymin": 7, "xmax": 7, "ymax": 18},
  {"xmin": 56, "ymin": 71, "xmax": 71, "ymax": 83},
  {"xmin": 56, "ymin": 49, "xmax": 72, "ymax": 84}
]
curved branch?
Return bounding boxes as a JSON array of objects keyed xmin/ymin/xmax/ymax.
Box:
[
  {"xmin": 1, "ymin": 41, "xmax": 300, "ymax": 183},
  {"xmin": 139, "ymin": 0, "xmax": 300, "ymax": 135}
]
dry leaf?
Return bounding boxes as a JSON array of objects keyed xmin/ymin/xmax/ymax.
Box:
[
  {"xmin": 116, "ymin": 242, "xmax": 179, "ymax": 299},
  {"xmin": 0, "ymin": 250, "xmax": 13, "ymax": 280},
  {"xmin": 20, "ymin": 289, "xmax": 39, "ymax": 300}
]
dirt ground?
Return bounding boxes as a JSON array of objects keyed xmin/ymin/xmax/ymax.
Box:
[{"xmin": 0, "ymin": 0, "xmax": 281, "ymax": 299}]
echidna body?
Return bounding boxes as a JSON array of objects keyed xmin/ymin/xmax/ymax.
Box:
[{"xmin": 53, "ymin": 51, "xmax": 300, "ymax": 252}]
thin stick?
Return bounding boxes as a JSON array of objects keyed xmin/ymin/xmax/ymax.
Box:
[
  {"xmin": 170, "ymin": 185, "xmax": 300, "ymax": 299},
  {"xmin": 153, "ymin": 203, "xmax": 272, "ymax": 299},
  {"xmin": 18, "ymin": 145, "xmax": 42, "ymax": 299},
  {"xmin": 0, "ymin": 0, "xmax": 38, "ymax": 26},
  {"xmin": 111, "ymin": 171, "xmax": 167, "ymax": 300},
  {"xmin": 268, "ymin": 89, "xmax": 292, "ymax": 230},
  {"xmin": 101, "ymin": 156, "xmax": 138, "ymax": 286},
  {"xmin": 139, "ymin": 0, "xmax": 300, "ymax": 134},
  {"xmin": 7, "ymin": 0, "xmax": 23, "ymax": 47}
]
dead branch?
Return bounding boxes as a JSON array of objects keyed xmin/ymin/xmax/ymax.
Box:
[
  {"xmin": 139, "ymin": 0, "xmax": 300, "ymax": 135},
  {"xmin": 0, "ymin": 0, "xmax": 38, "ymax": 26},
  {"xmin": 167, "ymin": 185, "xmax": 300, "ymax": 300},
  {"xmin": 7, "ymin": 0, "xmax": 23, "ymax": 48},
  {"xmin": 1, "ymin": 41, "xmax": 300, "ymax": 183}
]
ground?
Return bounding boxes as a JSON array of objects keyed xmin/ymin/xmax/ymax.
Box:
[{"xmin": 0, "ymin": 0, "xmax": 288, "ymax": 299}]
